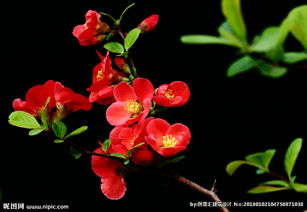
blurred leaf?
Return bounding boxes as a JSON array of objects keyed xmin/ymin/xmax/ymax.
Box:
[
  {"xmin": 245, "ymin": 149, "xmax": 276, "ymax": 171},
  {"xmin": 227, "ymin": 55, "xmax": 256, "ymax": 77},
  {"xmin": 8, "ymin": 111, "xmax": 41, "ymax": 129},
  {"xmin": 284, "ymin": 138, "xmax": 303, "ymax": 179},
  {"xmin": 102, "ymin": 139, "xmax": 112, "ymax": 152},
  {"xmin": 283, "ymin": 52, "xmax": 307, "ymax": 64},
  {"xmin": 64, "ymin": 126, "xmax": 88, "ymax": 139},
  {"xmin": 109, "ymin": 152, "xmax": 126, "ymax": 159},
  {"xmin": 104, "ymin": 42, "xmax": 124, "ymax": 54},
  {"xmin": 247, "ymin": 185, "xmax": 288, "ymax": 194},
  {"xmin": 124, "ymin": 28, "xmax": 141, "ymax": 51},
  {"xmin": 221, "ymin": 0, "xmax": 247, "ymax": 43},
  {"xmin": 255, "ymin": 169, "xmax": 266, "ymax": 175},
  {"xmin": 52, "ymin": 121, "xmax": 67, "ymax": 139},
  {"xmin": 167, "ymin": 155, "xmax": 186, "ymax": 164},
  {"xmin": 69, "ymin": 147, "xmax": 82, "ymax": 159},
  {"xmin": 226, "ymin": 160, "xmax": 253, "ymax": 175},
  {"xmin": 257, "ymin": 60, "xmax": 288, "ymax": 78},
  {"xmin": 251, "ymin": 26, "xmax": 280, "ymax": 52},
  {"xmin": 218, "ymin": 21, "xmax": 245, "ymax": 49},
  {"xmin": 180, "ymin": 34, "xmax": 232, "ymax": 45},
  {"xmin": 287, "ymin": 5, "xmax": 307, "ymax": 50},
  {"xmin": 28, "ymin": 128, "xmax": 45, "ymax": 136},
  {"xmin": 126, "ymin": 142, "xmax": 145, "ymax": 158},
  {"xmin": 292, "ymin": 183, "xmax": 307, "ymax": 193},
  {"xmin": 54, "ymin": 139, "xmax": 64, "ymax": 144},
  {"xmin": 261, "ymin": 180, "xmax": 290, "ymax": 187}
]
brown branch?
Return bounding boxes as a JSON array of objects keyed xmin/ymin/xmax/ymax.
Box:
[{"xmin": 173, "ymin": 174, "xmax": 230, "ymax": 212}]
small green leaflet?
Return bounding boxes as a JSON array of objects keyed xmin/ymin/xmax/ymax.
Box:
[
  {"xmin": 102, "ymin": 139, "xmax": 112, "ymax": 152},
  {"xmin": 52, "ymin": 121, "xmax": 67, "ymax": 139},
  {"xmin": 28, "ymin": 128, "xmax": 45, "ymax": 136},
  {"xmin": 109, "ymin": 153, "xmax": 126, "ymax": 159},
  {"xmin": 247, "ymin": 185, "xmax": 289, "ymax": 194},
  {"xmin": 8, "ymin": 111, "xmax": 41, "ymax": 129},
  {"xmin": 69, "ymin": 147, "xmax": 82, "ymax": 159},
  {"xmin": 124, "ymin": 28, "xmax": 141, "ymax": 51},
  {"xmin": 284, "ymin": 138, "xmax": 302, "ymax": 179},
  {"xmin": 64, "ymin": 126, "xmax": 88, "ymax": 139},
  {"xmin": 227, "ymin": 55, "xmax": 256, "ymax": 77},
  {"xmin": 104, "ymin": 42, "xmax": 125, "ymax": 54}
]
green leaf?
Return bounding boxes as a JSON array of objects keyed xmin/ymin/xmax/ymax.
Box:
[
  {"xmin": 221, "ymin": 0, "xmax": 247, "ymax": 43},
  {"xmin": 287, "ymin": 5, "xmax": 307, "ymax": 50},
  {"xmin": 52, "ymin": 121, "xmax": 67, "ymax": 139},
  {"xmin": 109, "ymin": 152, "xmax": 126, "ymax": 159},
  {"xmin": 104, "ymin": 42, "xmax": 125, "ymax": 54},
  {"xmin": 218, "ymin": 21, "xmax": 246, "ymax": 49},
  {"xmin": 28, "ymin": 128, "xmax": 45, "ymax": 136},
  {"xmin": 247, "ymin": 185, "xmax": 289, "ymax": 194},
  {"xmin": 64, "ymin": 126, "xmax": 88, "ymax": 139},
  {"xmin": 54, "ymin": 139, "xmax": 64, "ymax": 144},
  {"xmin": 69, "ymin": 147, "xmax": 82, "ymax": 159},
  {"xmin": 256, "ymin": 60, "xmax": 288, "ymax": 78},
  {"xmin": 261, "ymin": 180, "xmax": 290, "ymax": 187},
  {"xmin": 124, "ymin": 28, "xmax": 141, "ymax": 51},
  {"xmin": 126, "ymin": 142, "xmax": 145, "ymax": 158},
  {"xmin": 283, "ymin": 52, "xmax": 307, "ymax": 64},
  {"xmin": 227, "ymin": 55, "xmax": 256, "ymax": 77},
  {"xmin": 180, "ymin": 34, "xmax": 233, "ymax": 45},
  {"xmin": 255, "ymin": 169, "xmax": 266, "ymax": 175},
  {"xmin": 251, "ymin": 26, "xmax": 280, "ymax": 52},
  {"xmin": 8, "ymin": 111, "xmax": 41, "ymax": 129},
  {"xmin": 292, "ymin": 183, "xmax": 307, "ymax": 193},
  {"xmin": 167, "ymin": 155, "xmax": 186, "ymax": 164},
  {"xmin": 226, "ymin": 160, "xmax": 251, "ymax": 175},
  {"xmin": 245, "ymin": 149, "xmax": 276, "ymax": 171},
  {"xmin": 102, "ymin": 139, "xmax": 112, "ymax": 152},
  {"xmin": 284, "ymin": 138, "xmax": 303, "ymax": 179}
]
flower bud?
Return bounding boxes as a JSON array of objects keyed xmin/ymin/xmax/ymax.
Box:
[
  {"xmin": 137, "ymin": 14, "xmax": 159, "ymax": 33},
  {"xmin": 114, "ymin": 57, "xmax": 131, "ymax": 74}
]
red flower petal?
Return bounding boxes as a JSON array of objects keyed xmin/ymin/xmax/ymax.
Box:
[
  {"xmin": 167, "ymin": 123, "xmax": 191, "ymax": 146},
  {"xmin": 146, "ymin": 118, "xmax": 170, "ymax": 144},
  {"xmin": 113, "ymin": 82, "xmax": 137, "ymax": 102},
  {"xmin": 138, "ymin": 14, "xmax": 159, "ymax": 32},
  {"xmin": 106, "ymin": 102, "xmax": 132, "ymax": 126},
  {"xmin": 100, "ymin": 176, "xmax": 126, "ymax": 200},
  {"xmin": 133, "ymin": 78, "xmax": 154, "ymax": 102}
]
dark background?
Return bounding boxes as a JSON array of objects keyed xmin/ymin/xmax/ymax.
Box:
[{"xmin": 1, "ymin": 0, "xmax": 307, "ymax": 211}]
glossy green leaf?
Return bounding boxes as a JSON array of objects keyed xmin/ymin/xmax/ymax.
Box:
[
  {"xmin": 124, "ymin": 28, "xmax": 141, "ymax": 50},
  {"xmin": 126, "ymin": 142, "xmax": 145, "ymax": 158},
  {"xmin": 245, "ymin": 149, "xmax": 276, "ymax": 170},
  {"xmin": 104, "ymin": 42, "xmax": 125, "ymax": 54},
  {"xmin": 251, "ymin": 26, "xmax": 280, "ymax": 52},
  {"xmin": 287, "ymin": 5, "xmax": 307, "ymax": 50},
  {"xmin": 102, "ymin": 139, "xmax": 112, "ymax": 152},
  {"xmin": 109, "ymin": 152, "xmax": 126, "ymax": 159},
  {"xmin": 221, "ymin": 0, "xmax": 247, "ymax": 43},
  {"xmin": 247, "ymin": 185, "xmax": 288, "ymax": 194},
  {"xmin": 218, "ymin": 21, "xmax": 245, "ymax": 49},
  {"xmin": 257, "ymin": 60, "xmax": 287, "ymax": 78},
  {"xmin": 64, "ymin": 126, "xmax": 88, "ymax": 139},
  {"xmin": 180, "ymin": 34, "xmax": 232, "ymax": 45},
  {"xmin": 226, "ymin": 160, "xmax": 251, "ymax": 175},
  {"xmin": 52, "ymin": 121, "xmax": 67, "ymax": 139},
  {"xmin": 283, "ymin": 52, "xmax": 307, "ymax": 64},
  {"xmin": 28, "ymin": 128, "xmax": 45, "ymax": 136},
  {"xmin": 284, "ymin": 138, "xmax": 303, "ymax": 179},
  {"xmin": 69, "ymin": 147, "xmax": 82, "ymax": 159},
  {"xmin": 54, "ymin": 139, "xmax": 64, "ymax": 144},
  {"xmin": 227, "ymin": 55, "xmax": 256, "ymax": 77},
  {"xmin": 261, "ymin": 180, "xmax": 290, "ymax": 187},
  {"xmin": 8, "ymin": 111, "xmax": 41, "ymax": 129},
  {"xmin": 292, "ymin": 183, "xmax": 307, "ymax": 193}
]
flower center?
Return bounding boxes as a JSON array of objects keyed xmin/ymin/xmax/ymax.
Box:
[
  {"xmin": 163, "ymin": 89, "xmax": 175, "ymax": 99},
  {"xmin": 124, "ymin": 100, "xmax": 143, "ymax": 114},
  {"xmin": 129, "ymin": 136, "xmax": 137, "ymax": 146},
  {"xmin": 162, "ymin": 134, "xmax": 178, "ymax": 148},
  {"xmin": 96, "ymin": 69, "xmax": 104, "ymax": 80}
]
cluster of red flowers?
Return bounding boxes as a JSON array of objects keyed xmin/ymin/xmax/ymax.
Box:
[{"xmin": 11, "ymin": 9, "xmax": 191, "ymax": 201}]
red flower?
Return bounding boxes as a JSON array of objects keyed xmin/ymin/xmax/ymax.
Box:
[
  {"xmin": 13, "ymin": 80, "xmax": 56, "ymax": 116},
  {"xmin": 13, "ymin": 80, "xmax": 92, "ymax": 120},
  {"xmin": 91, "ymin": 147, "xmax": 126, "ymax": 200},
  {"xmin": 72, "ymin": 10, "xmax": 110, "ymax": 46},
  {"xmin": 87, "ymin": 51, "xmax": 125, "ymax": 105},
  {"xmin": 154, "ymin": 81, "xmax": 190, "ymax": 107},
  {"xmin": 146, "ymin": 118, "xmax": 191, "ymax": 157},
  {"xmin": 109, "ymin": 118, "xmax": 155, "ymax": 165},
  {"xmin": 138, "ymin": 14, "xmax": 159, "ymax": 33},
  {"xmin": 106, "ymin": 78, "xmax": 154, "ymax": 126}
]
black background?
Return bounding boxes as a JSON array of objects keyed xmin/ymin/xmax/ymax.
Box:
[{"xmin": 1, "ymin": 0, "xmax": 307, "ymax": 211}]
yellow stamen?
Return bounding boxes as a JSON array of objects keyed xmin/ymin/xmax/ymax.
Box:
[
  {"xmin": 162, "ymin": 134, "xmax": 178, "ymax": 148},
  {"xmin": 124, "ymin": 100, "xmax": 143, "ymax": 114},
  {"xmin": 163, "ymin": 89, "xmax": 175, "ymax": 99},
  {"xmin": 96, "ymin": 70, "xmax": 104, "ymax": 80}
]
